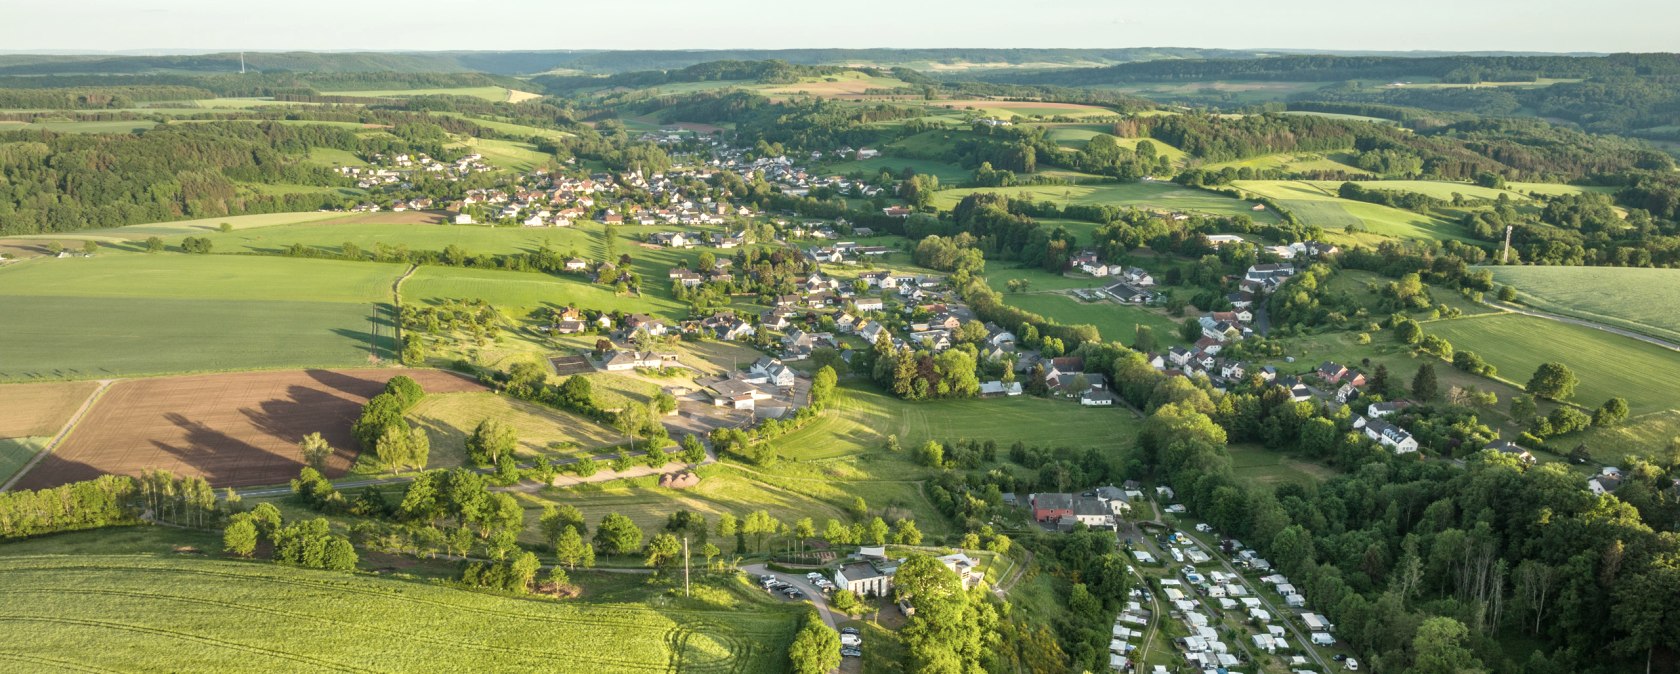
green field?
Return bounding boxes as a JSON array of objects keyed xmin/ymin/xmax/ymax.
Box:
[
  {"xmin": 932, "ymin": 181, "xmax": 1279, "ymax": 222},
  {"xmin": 403, "ymin": 265, "xmax": 680, "ymax": 315},
  {"xmin": 410, "ymin": 391, "xmax": 623, "ymax": 468},
  {"xmin": 1231, "ymin": 180, "xmax": 1471, "ymax": 243},
  {"xmin": 821, "ymin": 156, "xmax": 971, "ymax": 184},
  {"xmin": 0, "ymin": 119, "xmax": 156, "ymax": 133},
  {"xmin": 1488, "ymin": 266, "xmax": 1680, "ymax": 344},
  {"xmin": 0, "ymin": 554, "xmax": 795, "ymax": 672},
  {"xmin": 0, "ymin": 254, "xmax": 401, "ymax": 380},
  {"xmin": 0, "ymin": 211, "xmax": 351, "ymax": 246},
  {"xmin": 776, "ymin": 382, "xmax": 1142, "ymax": 461},
  {"xmin": 1205, "ymin": 151, "xmax": 1364, "ymax": 174},
  {"xmin": 0, "ymin": 437, "xmax": 46, "ymax": 486},
  {"xmin": 1276, "ymin": 111, "xmax": 1399, "ymax": 125},
  {"xmin": 1005, "ymin": 293, "xmax": 1187, "ymax": 346},
  {"xmin": 1425, "ymin": 313, "xmax": 1680, "ymax": 415},
  {"xmin": 1039, "ymin": 125, "xmax": 1189, "ymax": 163},
  {"xmin": 330, "ymin": 86, "xmax": 519, "ymax": 102},
  {"xmin": 1225, "ymin": 443, "xmax": 1337, "ymax": 489},
  {"xmin": 449, "ymin": 136, "xmax": 555, "ymax": 171}
]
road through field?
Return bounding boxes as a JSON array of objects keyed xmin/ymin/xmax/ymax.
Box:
[
  {"xmin": 0, "ymin": 380, "xmax": 111, "ymax": 492},
  {"xmin": 1490, "ymin": 301, "xmax": 1680, "ymax": 352}
]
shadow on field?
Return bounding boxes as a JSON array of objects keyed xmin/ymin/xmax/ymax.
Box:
[
  {"xmin": 304, "ymin": 369, "xmax": 384, "ymax": 399},
  {"xmin": 150, "ymin": 412, "xmax": 279, "ymax": 486},
  {"xmin": 241, "ymin": 384, "xmax": 367, "ymax": 476}
]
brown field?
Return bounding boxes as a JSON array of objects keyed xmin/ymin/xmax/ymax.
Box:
[
  {"xmin": 11, "ymin": 368, "xmax": 483, "ymax": 491},
  {"xmin": 0, "ymin": 380, "xmax": 101, "ymax": 438}
]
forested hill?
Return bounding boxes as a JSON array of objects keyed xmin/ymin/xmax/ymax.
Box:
[
  {"xmin": 984, "ymin": 53, "xmax": 1680, "ymax": 86},
  {"xmin": 0, "ymin": 48, "xmax": 1376, "ymax": 77}
]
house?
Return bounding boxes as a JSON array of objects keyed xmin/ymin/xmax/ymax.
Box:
[
  {"xmin": 1315, "ymin": 361, "xmax": 1350, "ymax": 384},
  {"xmin": 1589, "ymin": 468, "xmax": 1624, "ymax": 495},
  {"xmin": 452, "ymin": 213, "xmax": 476, "ymax": 225},
  {"xmin": 564, "ymin": 258, "xmax": 590, "ymax": 271},
  {"xmin": 835, "ymin": 560, "xmax": 895, "ymax": 598},
  {"xmin": 601, "ymin": 350, "xmax": 678, "ymax": 372},
  {"xmin": 1226, "ymin": 291, "xmax": 1254, "ymax": 309},
  {"xmin": 1484, "ymin": 439, "xmax": 1537, "ymax": 465},
  {"xmin": 1121, "ymin": 267, "xmax": 1155, "ymax": 287},
  {"xmin": 1104, "ymin": 282, "xmax": 1154, "ymax": 305},
  {"xmin": 979, "ymin": 380, "xmax": 1024, "ymax": 396},
  {"xmin": 1030, "ymin": 493, "xmax": 1077, "ymax": 522},
  {"xmin": 702, "ymin": 376, "xmax": 770, "ymax": 409},
  {"xmin": 1205, "ymin": 234, "xmax": 1245, "ymax": 247},
  {"xmin": 1355, "ymin": 416, "xmax": 1419, "ymax": 454},
  {"xmin": 882, "ymin": 206, "xmax": 913, "ymax": 217},
  {"xmin": 751, "ymin": 357, "xmax": 797, "ymax": 388},
  {"xmin": 668, "ymin": 268, "xmax": 703, "ymax": 287},
  {"xmin": 1367, "ymin": 401, "xmax": 1410, "ymax": 418},
  {"xmin": 938, "ymin": 553, "xmax": 983, "ymax": 590},
  {"xmin": 624, "ymin": 314, "xmax": 668, "ymax": 337},
  {"xmin": 1081, "ymin": 389, "xmax": 1116, "ymax": 406},
  {"xmin": 854, "ymin": 297, "xmax": 885, "ymax": 312}
]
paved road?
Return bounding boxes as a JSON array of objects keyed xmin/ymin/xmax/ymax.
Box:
[
  {"xmin": 741, "ymin": 563, "xmax": 838, "ymax": 629},
  {"xmin": 1489, "ymin": 301, "xmax": 1680, "ymax": 352}
]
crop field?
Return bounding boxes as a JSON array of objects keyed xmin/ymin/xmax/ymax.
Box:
[
  {"xmin": 1276, "ymin": 111, "xmax": 1399, "ymax": 125},
  {"xmin": 1487, "ymin": 266, "xmax": 1680, "ymax": 344},
  {"xmin": 1424, "ymin": 313, "xmax": 1680, "ymax": 415},
  {"xmin": 409, "ymin": 391, "xmax": 622, "ymax": 468},
  {"xmin": 758, "ymin": 73, "xmax": 912, "ymax": 97},
  {"xmin": 1039, "ymin": 125, "xmax": 1189, "ymax": 162},
  {"xmin": 1005, "ymin": 293, "xmax": 1188, "ymax": 346},
  {"xmin": 0, "ymin": 211, "xmax": 351, "ymax": 248},
  {"xmin": 0, "ymin": 119, "xmax": 156, "ymax": 133},
  {"xmin": 1504, "ymin": 182, "xmax": 1618, "ymax": 197},
  {"xmin": 1103, "ymin": 80, "xmax": 1336, "ymax": 104},
  {"xmin": 931, "ymin": 181, "xmax": 1280, "ymax": 222},
  {"xmin": 1231, "ymin": 180, "xmax": 1470, "ymax": 243},
  {"xmin": 0, "ymin": 554, "xmax": 795, "ymax": 673},
  {"xmin": 11, "ymin": 368, "xmax": 483, "ymax": 491},
  {"xmin": 0, "ymin": 255, "xmax": 406, "ymax": 380},
  {"xmin": 0, "ymin": 380, "xmax": 100, "ymax": 439},
  {"xmin": 0, "ymin": 437, "xmax": 47, "ymax": 486},
  {"xmin": 821, "ymin": 156, "xmax": 970, "ymax": 184}
]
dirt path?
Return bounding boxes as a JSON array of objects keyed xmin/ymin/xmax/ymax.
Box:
[
  {"xmin": 1488, "ymin": 301, "xmax": 1680, "ymax": 352},
  {"xmin": 0, "ymin": 379, "xmax": 113, "ymax": 492}
]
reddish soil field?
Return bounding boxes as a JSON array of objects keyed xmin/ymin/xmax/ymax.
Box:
[{"xmin": 11, "ymin": 368, "xmax": 483, "ymax": 491}]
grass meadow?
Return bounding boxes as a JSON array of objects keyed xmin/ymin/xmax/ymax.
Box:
[
  {"xmin": 1424, "ymin": 313, "xmax": 1680, "ymax": 415},
  {"xmin": 409, "ymin": 391, "xmax": 624, "ymax": 468},
  {"xmin": 0, "ymin": 553, "xmax": 797, "ymax": 673},
  {"xmin": 820, "ymin": 156, "xmax": 971, "ymax": 184},
  {"xmin": 1487, "ymin": 266, "xmax": 1680, "ymax": 344},
  {"xmin": 1004, "ymin": 293, "xmax": 1189, "ymax": 346},
  {"xmin": 931, "ymin": 181, "xmax": 1280, "ymax": 222},
  {"xmin": 0, "ymin": 254, "xmax": 402, "ymax": 381},
  {"xmin": 1230, "ymin": 180, "xmax": 1471, "ymax": 244}
]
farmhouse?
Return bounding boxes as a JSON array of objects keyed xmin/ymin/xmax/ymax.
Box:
[
  {"xmin": 601, "ymin": 350, "xmax": 679, "ymax": 372},
  {"xmin": 835, "ymin": 559, "xmax": 896, "ymax": 598},
  {"xmin": 1484, "ymin": 439, "xmax": 1537, "ymax": 465},
  {"xmin": 750, "ymin": 357, "xmax": 797, "ymax": 388}
]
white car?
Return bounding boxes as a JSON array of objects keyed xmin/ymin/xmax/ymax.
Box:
[{"xmin": 1344, "ymin": 658, "xmax": 1360, "ymax": 671}]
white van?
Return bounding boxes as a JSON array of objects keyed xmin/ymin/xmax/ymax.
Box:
[{"xmin": 1309, "ymin": 632, "xmax": 1335, "ymax": 646}]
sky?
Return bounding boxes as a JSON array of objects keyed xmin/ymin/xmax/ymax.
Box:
[{"xmin": 2, "ymin": 0, "xmax": 1675, "ymax": 54}]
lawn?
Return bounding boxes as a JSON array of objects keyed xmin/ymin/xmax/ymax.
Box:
[
  {"xmin": 1424, "ymin": 313, "xmax": 1680, "ymax": 415},
  {"xmin": 931, "ymin": 181, "xmax": 1279, "ymax": 223},
  {"xmin": 0, "ymin": 553, "xmax": 797, "ymax": 673},
  {"xmin": 1005, "ymin": 293, "xmax": 1188, "ymax": 346},
  {"xmin": 0, "ymin": 254, "xmax": 402, "ymax": 380},
  {"xmin": 1486, "ymin": 266, "xmax": 1680, "ymax": 344},
  {"xmin": 409, "ymin": 391, "xmax": 624, "ymax": 468}
]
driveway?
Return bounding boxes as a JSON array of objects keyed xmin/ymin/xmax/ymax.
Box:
[{"xmin": 741, "ymin": 563, "xmax": 838, "ymax": 629}]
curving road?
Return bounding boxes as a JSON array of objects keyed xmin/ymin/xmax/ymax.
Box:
[{"xmin": 740, "ymin": 563, "xmax": 838, "ymax": 629}]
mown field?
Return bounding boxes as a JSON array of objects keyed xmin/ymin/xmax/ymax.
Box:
[
  {"xmin": 1230, "ymin": 180, "xmax": 1471, "ymax": 244},
  {"xmin": 403, "ymin": 265, "xmax": 680, "ymax": 315},
  {"xmin": 409, "ymin": 391, "xmax": 624, "ymax": 468},
  {"xmin": 931, "ymin": 181, "xmax": 1280, "ymax": 222},
  {"xmin": 0, "ymin": 554, "xmax": 797, "ymax": 673},
  {"xmin": 0, "ymin": 255, "xmax": 402, "ymax": 381},
  {"xmin": 820, "ymin": 156, "xmax": 971, "ymax": 184},
  {"xmin": 1487, "ymin": 266, "xmax": 1680, "ymax": 344},
  {"xmin": 1004, "ymin": 293, "xmax": 1187, "ymax": 346},
  {"xmin": 1225, "ymin": 443, "xmax": 1338, "ymax": 489},
  {"xmin": 1424, "ymin": 313, "xmax": 1680, "ymax": 415}
]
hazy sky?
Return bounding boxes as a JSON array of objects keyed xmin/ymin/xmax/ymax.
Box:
[{"xmin": 4, "ymin": 0, "xmax": 1674, "ymax": 53}]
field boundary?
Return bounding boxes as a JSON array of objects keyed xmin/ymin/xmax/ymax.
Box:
[
  {"xmin": 0, "ymin": 379, "xmax": 113, "ymax": 492},
  {"xmin": 1491, "ymin": 300, "xmax": 1680, "ymax": 351}
]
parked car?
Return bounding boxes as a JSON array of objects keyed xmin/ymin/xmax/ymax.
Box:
[
  {"xmin": 840, "ymin": 648, "xmax": 862, "ymax": 658},
  {"xmin": 840, "ymin": 627, "xmax": 860, "ymax": 636}
]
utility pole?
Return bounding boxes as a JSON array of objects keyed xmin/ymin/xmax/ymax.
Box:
[
  {"xmin": 683, "ymin": 536, "xmax": 691, "ymax": 597},
  {"xmin": 1502, "ymin": 225, "xmax": 1513, "ymax": 263}
]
